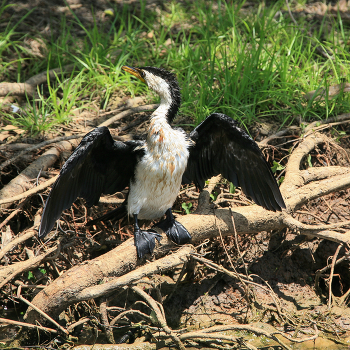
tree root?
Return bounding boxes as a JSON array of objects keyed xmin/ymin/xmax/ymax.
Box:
[
  {"xmin": 99, "ymin": 104, "xmax": 159, "ymax": 128},
  {"xmin": 0, "ymin": 244, "xmax": 57, "ymax": 289},
  {"xmin": 100, "ymin": 298, "xmax": 115, "ymax": 344},
  {"xmin": 16, "ymin": 284, "xmax": 69, "ymax": 335},
  {"xmin": 327, "ymin": 243, "xmax": 343, "ymax": 309},
  {"xmin": 0, "ymin": 317, "xmax": 58, "ymax": 334},
  {"xmin": 0, "ymin": 176, "xmax": 58, "ymax": 206},
  {"xmin": 0, "ymin": 119, "xmax": 347, "ymax": 349},
  {"xmin": 0, "ymin": 134, "xmax": 86, "ymax": 172},
  {"xmin": 177, "ymin": 323, "xmax": 318, "ymax": 349},
  {"xmin": 0, "ymin": 225, "xmax": 37, "ymax": 261},
  {"xmin": 0, "ymin": 64, "xmax": 76, "ymax": 98},
  {"xmin": 0, "ymin": 139, "xmax": 79, "ymax": 210},
  {"xmin": 72, "ymin": 343, "xmax": 157, "ymax": 350},
  {"xmin": 65, "ymin": 245, "xmax": 194, "ymax": 302},
  {"xmin": 132, "ymin": 286, "xmax": 186, "ymax": 350},
  {"xmin": 20, "ymin": 130, "xmax": 350, "ymax": 329}
]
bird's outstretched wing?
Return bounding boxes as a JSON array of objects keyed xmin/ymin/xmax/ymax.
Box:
[
  {"xmin": 182, "ymin": 113, "xmax": 285, "ymax": 211},
  {"xmin": 39, "ymin": 126, "xmax": 145, "ymax": 238}
]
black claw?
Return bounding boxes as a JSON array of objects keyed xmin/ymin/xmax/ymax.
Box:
[
  {"xmin": 155, "ymin": 209, "xmax": 191, "ymax": 245},
  {"xmin": 134, "ymin": 229, "xmax": 162, "ymax": 259}
]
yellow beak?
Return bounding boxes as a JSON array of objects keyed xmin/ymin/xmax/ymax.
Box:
[{"xmin": 121, "ymin": 66, "xmax": 146, "ymax": 83}]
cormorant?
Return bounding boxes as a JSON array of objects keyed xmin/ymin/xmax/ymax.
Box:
[{"xmin": 38, "ymin": 66, "xmax": 285, "ymax": 258}]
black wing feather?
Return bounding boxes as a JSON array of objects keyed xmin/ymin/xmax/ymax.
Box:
[
  {"xmin": 182, "ymin": 113, "xmax": 285, "ymax": 211},
  {"xmin": 39, "ymin": 126, "xmax": 145, "ymax": 238}
]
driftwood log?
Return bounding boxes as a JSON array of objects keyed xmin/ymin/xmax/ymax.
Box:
[{"xmin": 21, "ymin": 131, "xmax": 350, "ymax": 325}]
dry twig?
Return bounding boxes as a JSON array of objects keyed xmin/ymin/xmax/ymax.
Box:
[
  {"xmin": 16, "ymin": 284, "xmax": 68, "ymax": 335},
  {"xmin": 327, "ymin": 243, "xmax": 343, "ymax": 309},
  {"xmin": 100, "ymin": 299, "xmax": 115, "ymax": 343},
  {"xmin": 0, "ymin": 317, "xmax": 58, "ymax": 334},
  {"xmin": 132, "ymin": 285, "xmax": 185, "ymax": 350}
]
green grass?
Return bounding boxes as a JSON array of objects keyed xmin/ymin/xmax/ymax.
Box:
[{"xmin": 1, "ymin": 0, "xmax": 350, "ymax": 135}]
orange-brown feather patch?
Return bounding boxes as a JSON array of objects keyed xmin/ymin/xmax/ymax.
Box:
[
  {"xmin": 159, "ymin": 129, "xmax": 165, "ymax": 143},
  {"xmin": 168, "ymin": 163, "xmax": 175, "ymax": 175}
]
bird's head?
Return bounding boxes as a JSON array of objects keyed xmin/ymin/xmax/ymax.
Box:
[{"xmin": 122, "ymin": 65, "xmax": 181, "ymax": 123}]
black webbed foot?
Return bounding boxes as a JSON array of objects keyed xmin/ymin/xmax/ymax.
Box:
[
  {"xmin": 133, "ymin": 213, "xmax": 162, "ymax": 258},
  {"xmin": 134, "ymin": 228, "xmax": 162, "ymax": 259},
  {"xmin": 154, "ymin": 209, "xmax": 191, "ymax": 245}
]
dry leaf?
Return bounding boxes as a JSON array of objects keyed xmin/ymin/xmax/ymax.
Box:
[{"xmin": 1, "ymin": 226, "xmax": 13, "ymax": 250}]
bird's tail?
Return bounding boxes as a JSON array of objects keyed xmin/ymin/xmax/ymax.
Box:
[{"xmin": 86, "ymin": 205, "xmax": 127, "ymax": 226}]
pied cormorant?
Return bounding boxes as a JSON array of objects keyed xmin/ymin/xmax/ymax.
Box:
[{"xmin": 38, "ymin": 66, "xmax": 285, "ymax": 258}]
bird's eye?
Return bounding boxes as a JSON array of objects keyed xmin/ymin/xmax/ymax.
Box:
[{"xmin": 140, "ymin": 71, "xmax": 146, "ymax": 78}]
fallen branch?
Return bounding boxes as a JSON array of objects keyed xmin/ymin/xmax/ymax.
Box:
[
  {"xmin": 0, "ymin": 139, "xmax": 79, "ymax": 210},
  {"xmin": 0, "ymin": 64, "xmax": 76, "ymax": 98},
  {"xmin": 0, "ymin": 226, "xmax": 37, "ymax": 261},
  {"xmin": 99, "ymin": 104, "xmax": 159, "ymax": 128},
  {"xmin": 0, "ymin": 245, "xmax": 57, "ymax": 289},
  {"xmin": 132, "ymin": 285, "xmax": 186, "ymax": 350},
  {"xmin": 76, "ymin": 245, "xmax": 194, "ymax": 301},
  {"xmin": 0, "ymin": 133, "xmax": 86, "ymax": 172},
  {"xmin": 16, "ymin": 284, "xmax": 68, "ymax": 335},
  {"xmin": 72, "ymin": 344, "xmax": 157, "ymax": 350},
  {"xmin": 0, "ymin": 317, "xmax": 58, "ymax": 334},
  {"xmin": 0, "ymin": 175, "xmax": 58, "ymax": 206},
  {"xmin": 303, "ymin": 83, "xmax": 350, "ymax": 101}
]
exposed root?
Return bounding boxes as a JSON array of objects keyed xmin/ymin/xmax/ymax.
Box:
[
  {"xmin": 75, "ymin": 245, "xmax": 194, "ymax": 301},
  {"xmin": 0, "ymin": 175, "xmax": 58, "ymax": 206},
  {"xmin": 327, "ymin": 244, "xmax": 344, "ymax": 309},
  {"xmin": 100, "ymin": 299, "xmax": 115, "ymax": 344},
  {"xmin": 132, "ymin": 286, "xmax": 186, "ymax": 350},
  {"xmin": 0, "ymin": 224, "xmax": 37, "ymax": 261},
  {"xmin": 72, "ymin": 343, "xmax": 157, "ymax": 350},
  {"xmin": 1, "ymin": 117, "xmax": 349, "ymax": 348},
  {"xmin": 16, "ymin": 284, "xmax": 68, "ymax": 335},
  {"xmin": 99, "ymin": 104, "xmax": 159, "ymax": 128},
  {"xmin": 0, "ymin": 244, "xmax": 57, "ymax": 289},
  {"xmin": 0, "ymin": 134, "xmax": 85, "ymax": 172},
  {"xmin": 280, "ymin": 132, "xmax": 328, "ymax": 196},
  {"xmin": 0, "ymin": 64, "xmax": 76, "ymax": 98},
  {"xmin": 0, "ymin": 139, "xmax": 79, "ymax": 210},
  {"xmin": 0, "ymin": 317, "xmax": 58, "ymax": 334}
]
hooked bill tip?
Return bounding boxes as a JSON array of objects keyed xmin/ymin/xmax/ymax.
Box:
[{"xmin": 121, "ymin": 66, "xmax": 146, "ymax": 83}]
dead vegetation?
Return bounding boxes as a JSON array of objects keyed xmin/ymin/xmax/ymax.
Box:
[{"xmin": 1, "ymin": 91, "xmax": 350, "ymax": 349}]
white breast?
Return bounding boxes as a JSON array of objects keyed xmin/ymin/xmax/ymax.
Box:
[{"xmin": 127, "ymin": 121, "xmax": 190, "ymax": 220}]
